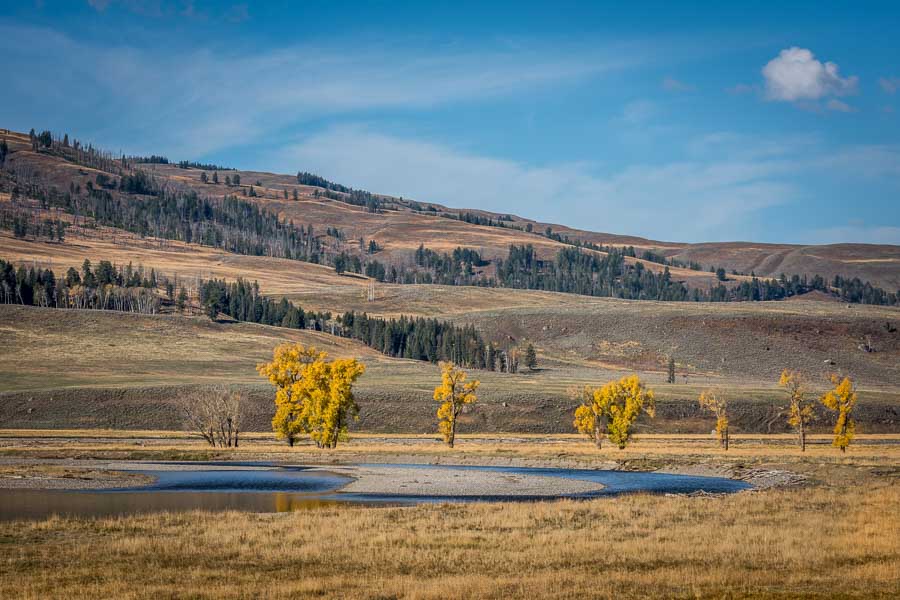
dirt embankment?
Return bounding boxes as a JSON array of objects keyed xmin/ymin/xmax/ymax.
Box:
[{"xmin": 2, "ymin": 383, "xmax": 898, "ymax": 434}]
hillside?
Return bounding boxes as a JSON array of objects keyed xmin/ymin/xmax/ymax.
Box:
[
  {"xmin": 3, "ymin": 127, "xmax": 898, "ymax": 292},
  {"xmin": 1, "ymin": 126, "xmax": 899, "ymax": 435},
  {"xmin": 2, "ymin": 300, "xmax": 898, "ymax": 434},
  {"xmin": 5, "ymin": 231, "xmax": 899, "ymax": 391}
]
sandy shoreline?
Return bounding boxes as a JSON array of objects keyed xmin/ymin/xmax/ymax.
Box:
[
  {"xmin": 0, "ymin": 458, "xmax": 608, "ymax": 496},
  {"xmin": 330, "ymin": 464, "xmax": 605, "ymax": 497},
  {"xmin": 0, "ymin": 456, "xmax": 789, "ymax": 495},
  {"xmin": 0, "ymin": 463, "xmax": 154, "ymax": 490}
]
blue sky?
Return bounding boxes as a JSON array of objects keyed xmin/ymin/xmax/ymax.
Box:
[{"xmin": 2, "ymin": 1, "xmax": 899, "ymax": 245}]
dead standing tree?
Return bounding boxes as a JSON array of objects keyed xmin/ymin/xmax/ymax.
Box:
[{"xmin": 179, "ymin": 386, "xmax": 246, "ymax": 448}]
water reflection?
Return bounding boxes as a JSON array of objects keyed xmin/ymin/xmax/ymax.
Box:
[
  {"xmin": 0, "ymin": 463, "xmax": 752, "ymax": 521},
  {"xmin": 0, "ymin": 489, "xmax": 347, "ymax": 521}
]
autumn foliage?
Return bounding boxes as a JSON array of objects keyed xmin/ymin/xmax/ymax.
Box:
[
  {"xmin": 698, "ymin": 389, "xmax": 729, "ymax": 450},
  {"xmin": 258, "ymin": 343, "xmax": 365, "ymax": 448},
  {"xmin": 433, "ymin": 362, "xmax": 479, "ymax": 447},
  {"xmin": 779, "ymin": 369, "xmax": 815, "ymax": 451},
  {"xmin": 574, "ymin": 375, "xmax": 655, "ymax": 450},
  {"xmin": 820, "ymin": 374, "xmax": 858, "ymax": 452}
]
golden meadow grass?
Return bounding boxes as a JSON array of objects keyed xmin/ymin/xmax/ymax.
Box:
[
  {"xmin": 1, "ymin": 433, "xmax": 899, "ymax": 598},
  {"xmin": 2, "ymin": 479, "xmax": 897, "ymax": 599}
]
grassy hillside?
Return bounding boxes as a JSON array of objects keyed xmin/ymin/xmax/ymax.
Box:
[
  {"xmin": 3, "ymin": 126, "xmax": 899, "ymax": 290},
  {"xmin": 2, "ymin": 127, "xmax": 899, "ymax": 435},
  {"xmin": 2, "ymin": 305, "xmax": 898, "ymax": 434},
  {"xmin": 4, "ymin": 230, "xmax": 898, "ymax": 388}
]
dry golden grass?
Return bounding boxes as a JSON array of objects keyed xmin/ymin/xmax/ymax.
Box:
[
  {"xmin": 0, "ymin": 304, "xmax": 391, "ymax": 391},
  {"xmin": 3, "ymin": 430, "xmax": 900, "ymax": 467},
  {"xmin": 0, "ymin": 230, "xmax": 366, "ymax": 299},
  {"xmin": 1, "ymin": 435, "xmax": 898, "ymax": 599}
]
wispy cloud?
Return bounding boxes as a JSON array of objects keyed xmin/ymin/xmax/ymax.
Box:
[
  {"xmin": 825, "ymin": 99, "xmax": 856, "ymax": 113},
  {"xmin": 619, "ymin": 99, "xmax": 658, "ymax": 124},
  {"xmin": 662, "ymin": 76, "xmax": 694, "ymax": 92},
  {"xmin": 0, "ymin": 24, "xmax": 635, "ymax": 157},
  {"xmin": 273, "ymin": 125, "xmax": 809, "ymax": 242},
  {"xmin": 271, "ymin": 125, "xmax": 900, "ymax": 243},
  {"xmin": 880, "ymin": 76, "xmax": 900, "ymax": 94},
  {"xmin": 802, "ymin": 226, "xmax": 900, "ymax": 245}
]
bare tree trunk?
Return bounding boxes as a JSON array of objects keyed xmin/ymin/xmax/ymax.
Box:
[{"xmin": 448, "ymin": 401, "xmax": 458, "ymax": 448}]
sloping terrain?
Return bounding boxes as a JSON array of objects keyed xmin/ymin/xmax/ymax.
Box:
[
  {"xmin": 2, "ymin": 304, "xmax": 898, "ymax": 434},
  {"xmin": 1, "ymin": 127, "xmax": 899, "ymax": 435},
  {"xmin": 4, "ymin": 127, "xmax": 898, "ymax": 289}
]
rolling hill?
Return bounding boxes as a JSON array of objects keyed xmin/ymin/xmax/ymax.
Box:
[
  {"xmin": 3, "ymin": 127, "xmax": 898, "ymax": 290},
  {"xmin": 1, "ymin": 126, "xmax": 899, "ymax": 435}
]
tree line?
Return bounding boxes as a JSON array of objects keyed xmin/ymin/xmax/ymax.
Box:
[
  {"xmin": 0, "ymin": 205, "xmax": 67, "ymax": 242},
  {"xmin": 196, "ymin": 274, "xmax": 494, "ymax": 370},
  {"xmin": 0, "ymin": 258, "xmax": 160, "ymax": 313},
  {"xmin": 362, "ymin": 242, "xmax": 898, "ymax": 306},
  {"xmin": 299, "ymin": 171, "xmax": 381, "ymax": 213},
  {"xmin": 2, "ymin": 254, "xmax": 537, "ymax": 373},
  {"xmin": 6, "ymin": 130, "xmax": 896, "ymax": 306},
  {"xmin": 16, "ymin": 175, "xmax": 325, "ymax": 263}
]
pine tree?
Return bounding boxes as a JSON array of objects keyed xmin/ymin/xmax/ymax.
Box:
[
  {"xmin": 667, "ymin": 357, "xmax": 676, "ymax": 384},
  {"xmin": 524, "ymin": 343, "xmax": 537, "ymax": 370}
]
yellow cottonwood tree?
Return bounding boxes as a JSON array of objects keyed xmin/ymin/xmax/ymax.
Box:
[
  {"xmin": 607, "ymin": 375, "xmax": 655, "ymax": 449},
  {"xmin": 258, "ymin": 343, "xmax": 326, "ymax": 446},
  {"xmin": 779, "ymin": 369, "xmax": 815, "ymax": 452},
  {"xmin": 574, "ymin": 375, "xmax": 655, "ymax": 450},
  {"xmin": 698, "ymin": 389, "xmax": 729, "ymax": 450},
  {"xmin": 296, "ymin": 358, "xmax": 366, "ymax": 449},
  {"xmin": 434, "ymin": 362, "xmax": 479, "ymax": 448},
  {"xmin": 572, "ymin": 384, "xmax": 612, "ymax": 449},
  {"xmin": 820, "ymin": 374, "xmax": 858, "ymax": 452},
  {"xmin": 257, "ymin": 343, "xmax": 365, "ymax": 448}
]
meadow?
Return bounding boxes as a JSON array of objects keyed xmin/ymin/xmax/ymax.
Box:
[{"xmin": 1, "ymin": 432, "xmax": 898, "ymax": 599}]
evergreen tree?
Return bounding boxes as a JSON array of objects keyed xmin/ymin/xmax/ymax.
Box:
[{"xmin": 524, "ymin": 343, "xmax": 537, "ymax": 370}]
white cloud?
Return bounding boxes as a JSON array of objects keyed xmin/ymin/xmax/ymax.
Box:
[
  {"xmin": 880, "ymin": 76, "xmax": 900, "ymax": 94},
  {"xmin": 662, "ymin": 76, "xmax": 694, "ymax": 92},
  {"xmin": 762, "ymin": 47, "xmax": 858, "ymax": 102}
]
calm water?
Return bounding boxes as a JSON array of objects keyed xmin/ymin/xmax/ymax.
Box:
[{"xmin": 0, "ymin": 463, "xmax": 751, "ymax": 520}]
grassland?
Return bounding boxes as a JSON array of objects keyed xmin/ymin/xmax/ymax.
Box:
[
  {"xmin": 1, "ymin": 433, "xmax": 898, "ymax": 599},
  {"xmin": 2, "ymin": 304, "xmax": 899, "ymax": 434},
  {"xmin": 4, "ymin": 232, "xmax": 899, "ymax": 384}
]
